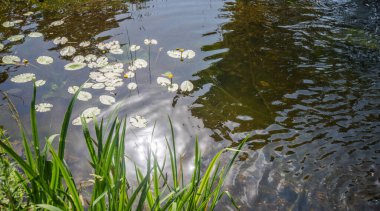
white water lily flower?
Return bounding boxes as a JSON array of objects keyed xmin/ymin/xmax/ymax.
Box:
[
  {"xmin": 144, "ymin": 39, "xmax": 158, "ymax": 45},
  {"xmin": 92, "ymin": 83, "xmax": 105, "ymax": 89},
  {"xmin": 60, "ymin": 46, "xmax": 76, "ymax": 56},
  {"xmin": 96, "ymin": 42, "xmax": 106, "ymax": 50},
  {"xmin": 129, "ymin": 45, "xmax": 140, "ymax": 51},
  {"xmin": 77, "ymin": 91, "xmax": 92, "ymax": 101},
  {"xmin": 110, "ymin": 48, "xmax": 123, "ymax": 54},
  {"xmin": 79, "ymin": 41, "xmax": 90, "ymax": 47},
  {"xmin": 167, "ymin": 50, "xmax": 181, "ymax": 58},
  {"xmin": 127, "ymin": 82, "xmax": 137, "ymax": 90},
  {"xmin": 168, "ymin": 83, "xmax": 179, "ymax": 92},
  {"xmin": 2, "ymin": 21, "xmax": 15, "ymax": 27},
  {"xmin": 10, "ymin": 73, "xmax": 35, "ymax": 83},
  {"xmin": 35, "ymin": 80, "xmax": 46, "ymax": 87},
  {"xmin": 134, "ymin": 59, "xmax": 147, "ymax": 69},
  {"xmin": 73, "ymin": 55, "xmax": 85, "ymax": 63},
  {"xmin": 64, "ymin": 62, "xmax": 86, "ymax": 71},
  {"xmin": 53, "ymin": 37, "xmax": 68, "ymax": 45},
  {"xmin": 36, "ymin": 56, "xmax": 53, "ymax": 65},
  {"xmin": 68, "ymin": 86, "xmax": 79, "ymax": 94},
  {"xmin": 85, "ymin": 54, "xmax": 97, "ymax": 62},
  {"xmin": 23, "ymin": 11, "xmax": 34, "ymax": 16},
  {"xmin": 82, "ymin": 82, "xmax": 94, "ymax": 88},
  {"xmin": 2, "ymin": 55, "xmax": 21, "ymax": 64},
  {"xmin": 0, "ymin": 43, "xmax": 4, "ymax": 51},
  {"xmin": 50, "ymin": 20, "xmax": 64, "ymax": 27},
  {"xmin": 35, "ymin": 103, "xmax": 53, "ymax": 112},
  {"xmin": 180, "ymin": 80, "xmax": 194, "ymax": 92},
  {"xmin": 130, "ymin": 115, "xmax": 147, "ymax": 128},
  {"xmin": 128, "ymin": 65, "xmax": 137, "ymax": 71},
  {"xmin": 8, "ymin": 35, "xmax": 25, "ymax": 42},
  {"xmin": 99, "ymin": 95, "xmax": 115, "ymax": 105},
  {"xmin": 28, "ymin": 32, "xmax": 43, "ymax": 38},
  {"xmin": 105, "ymin": 86, "xmax": 116, "ymax": 91},
  {"xmin": 124, "ymin": 71, "xmax": 135, "ymax": 78},
  {"xmin": 157, "ymin": 77, "xmax": 171, "ymax": 86}
]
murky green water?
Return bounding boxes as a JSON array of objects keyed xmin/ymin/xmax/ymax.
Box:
[{"xmin": 1, "ymin": 0, "xmax": 379, "ymax": 210}]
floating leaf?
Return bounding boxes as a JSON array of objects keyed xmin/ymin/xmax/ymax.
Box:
[
  {"xmin": 77, "ymin": 91, "xmax": 92, "ymax": 101},
  {"xmin": 144, "ymin": 39, "xmax": 157, "ymax": 45},
  {"xmin": 167, "ymin": 50, "xmax": 181, "ymax": 58},
  {"xmin": 128, "ymin": 65, "xmax": 137, "ymax": 71},
  {"xmin": 182, "ymin": 50, "xmax": 195, "ymax": 59},
  {"xmin": 157, "ymin": 77, "xmax": 171, "ymax": 86},
  {"xmin": 110, "ymin": 48, "xmax": 123, "ymax": 54},
  {"xmin": 53, "ymin": 37, "xmax": 68, "ymax": 45},
  {"xmin": 85, "ymin": 54, "xmax": 97, "ymax": 62},
  {"xmin": 79, "ymin": 41, "xmax": 90, "ymax": 47},
  {"xmin": 134, "ymin": 59, "xmax": 147, "ymax": 69},
  {"xmin": 60, "ymin": 46, "xmax": 76, "ymax": 56},
  {"xmin": 2, "ymin": 21, "xmax": 15, "ymax": 27},
  {"xmin": 180, "ymin": 80, "xmax": 194, "ymax": 92},
  {"xmin": 259, "ymin": 81, "xmax": 270, "ymax": 87},
  {"xmin": 92, "ymin": 83, "xmax": 105, "ymax": 89},
  {"xmin": 124, "ymin": 71, "xmax": 135, "ymax": 78},
  {"xmin": 36, "ymin": 56, "xmax": 53, "ymax": 65},
  {"xmin": 10, "ymin": 73, "xmax": 35, "ymax": 83},
  {"xmin": 23, "ymin": 11, "xmax": 34, "ymax": 16},
  {"xmin": 130, "ymin": 45, "xmax": 140, "ymax": 51},
  {"xmin": 82, "ymin": 82, "xmax": 94, "ymax": 88},
  {"xmin": 105, "ymin": 86, "xmax": 115, "ymax": 91},
  {"xmin": 73, "ymin": 55, "xmax": 85, "ymax": 63},
  {"xmin": 8, "ymin": 34, "xmax": 25, "ymax": 42},
  {"xmin": 168, "ymin": 83, "xmax": 179, "ymax": 92},
  {"xmin": 99, "ymin": 95, "xmax": 115, "ymax": 105},
  {"xmin": 68, "ymin": 86, "xmax": 79, "ymax": 94},
  {"xmin": 50, "ymin": 20, "xmax": 64, "ymax": 27},
  {"xmin": 72, "ymin": 107, "xmax": 101, "ymax": 125},
  {"xmin": 127, "ymin": 82, "xmax": 137, "ymax": 90},
  {"xmin": 0, "ymin": 43, "xmax": 4, "ymax": 51},
  {"xmin": 35, "ymin": 103, "xmax": 53, "ymax": 112},
  {"xmin": 96, "ymin": 56, "xmax": 108, "ymax": 67},
  {"xmin": 2, "ymin": 55, "xmax": 21, "ymax": 64},
  {"xmin": 64, "ymin": 62, "xmax": 86, "ymax": 71},
  {"xmin": 13, "ymin": 20, "xmax": 23, "ymax": 24},
  {"xmin": 35, "ymin": 80, "xmax": 46, "ymax": 87},
  {"xmin": 28, "ymin": 32, "xmax": 43, "ymax": 38},
  {"xmin": 130, "ymin": 115, "xmax": 147, "ymax": 128},
  {"xmin": 104, "ymin": 72, "xmax": 120, "ymax": 79},
  {"xmin": 105, "ymin": 78, "xmax": 123, "ymax": 87}
]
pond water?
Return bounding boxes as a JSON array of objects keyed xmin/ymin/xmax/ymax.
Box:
[{"xmin": 1, "ymin": 0, "xmax": 380, "ymax": 210}]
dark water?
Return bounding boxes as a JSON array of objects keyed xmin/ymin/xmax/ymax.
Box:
[{"xmin": 1, "ymin": 0, "xmax": 380, "ymax": 210}]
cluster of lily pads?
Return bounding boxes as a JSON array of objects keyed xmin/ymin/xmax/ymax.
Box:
[{"xmin": 1, "ymin": 16, "xmax": 196, "ymax": 128}]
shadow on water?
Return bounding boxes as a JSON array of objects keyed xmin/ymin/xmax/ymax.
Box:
[{"xmin": 193, "ymin": 0, "xmax": 380, "ymax": 210}]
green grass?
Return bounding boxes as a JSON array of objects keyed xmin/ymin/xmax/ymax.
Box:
[{"xmin": 0, "ymin": 83, "xmax": 247, "ymax": 210}]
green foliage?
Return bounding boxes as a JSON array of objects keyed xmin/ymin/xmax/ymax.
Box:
[{"xmin": 0, "ymin": 84, "xmax": 247, "ymax": 210}]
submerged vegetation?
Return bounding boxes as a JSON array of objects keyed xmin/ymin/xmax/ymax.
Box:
[{"xmin": 0, "ymin": 84, "xmax": 247, "ymax": 210}]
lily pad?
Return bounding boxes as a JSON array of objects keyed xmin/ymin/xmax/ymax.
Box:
[
  {"xmin": 36, "ymin": 56, "xmax": 53, "ymax": 65},
  {"xmin": 0, "ymin": 43, "xmax": 4, "ymax": 51},
  {"xmin": 10, "ymin": 73, "xmax": 35, "ymax": 83},
  {"xmin": 35, "ymin": 103, "xmax": 53, "ymax": 112},
  {"xmin": 127, "ymin": 82, "xmax": 137, "ymax": 90},
  {"xmin": 157, "ymin": 77, "xmax": 171, "ymax": 86},
  {"xmin": 180, "ymin": 80, "xmax": 194, "ymax": 92},
  {"xmin": 2, "ymin": 21, "xmax": 15, "ymax": 27},
  {"xmin": 144, "ymin": 39, "xmax": 157, "ymax": 45},
  {"xmin": 79, "ymin": 41, "xmax": 90, "ymax": 47},
  {"xmin": 130, "ymin": 115, "xmax": 147, "ymax": 128},
  {"xmin": 99, "ymin": 95, "xmax": 115, "ymax": 105},
  {"xmin": 60, "ymin": 46, "xmax": 76, "ymax": 56},
  {"xmin": 134, "ymin": 59, "xmax": 147, "ymax": 69},
  {"xmin": 23, "ymin": 11, "xmax": 34, "ymax": 16},
  {"xmin": 35, "ymin": 80, "xmax": 46, "ymax": 87},
  {"xmin": 92, "ymin": 83, "xmax": 105, "ymax": 89},
  {"xmin": 68, "ymin": 86, "xmax": 79, "ymax": 94},
  {"xmin": 77, "ymin": 91, "xmax": 92, "ymax": 101},
  {"xmin": 73, "ymin": 55, "xmax": 85, "ymax": 63},
  {"xmin": 8, "ymin": 35, "xmax": 25, "ymax": 42},
  {"xmin": 130, "ymin": 45, "xmax": 140, "ymax": 51},
  {"xmin": 50, "ymin": 20, "xmax": 64, "ymax": 27},
  {"xmin": 110, "ymin": 48, "xmax": 123, "ymax": 54},
  {"xmin": 28, "ymin": 32, "xmax": 43, "ymax": 38},
  {"xmin": 168, "ymin": 83, "xmax": 179, "ymax": 92},
  {"xmin": 53, "ymin": 37, "xmax": 68, "ymax": 45},
  {"xmin": 64, "ymin": 62, "xmax": 86, "ymax": 71},
  {"xmin": 2, "ymin": 55, "xmax": 21, "ymax": 64}
]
